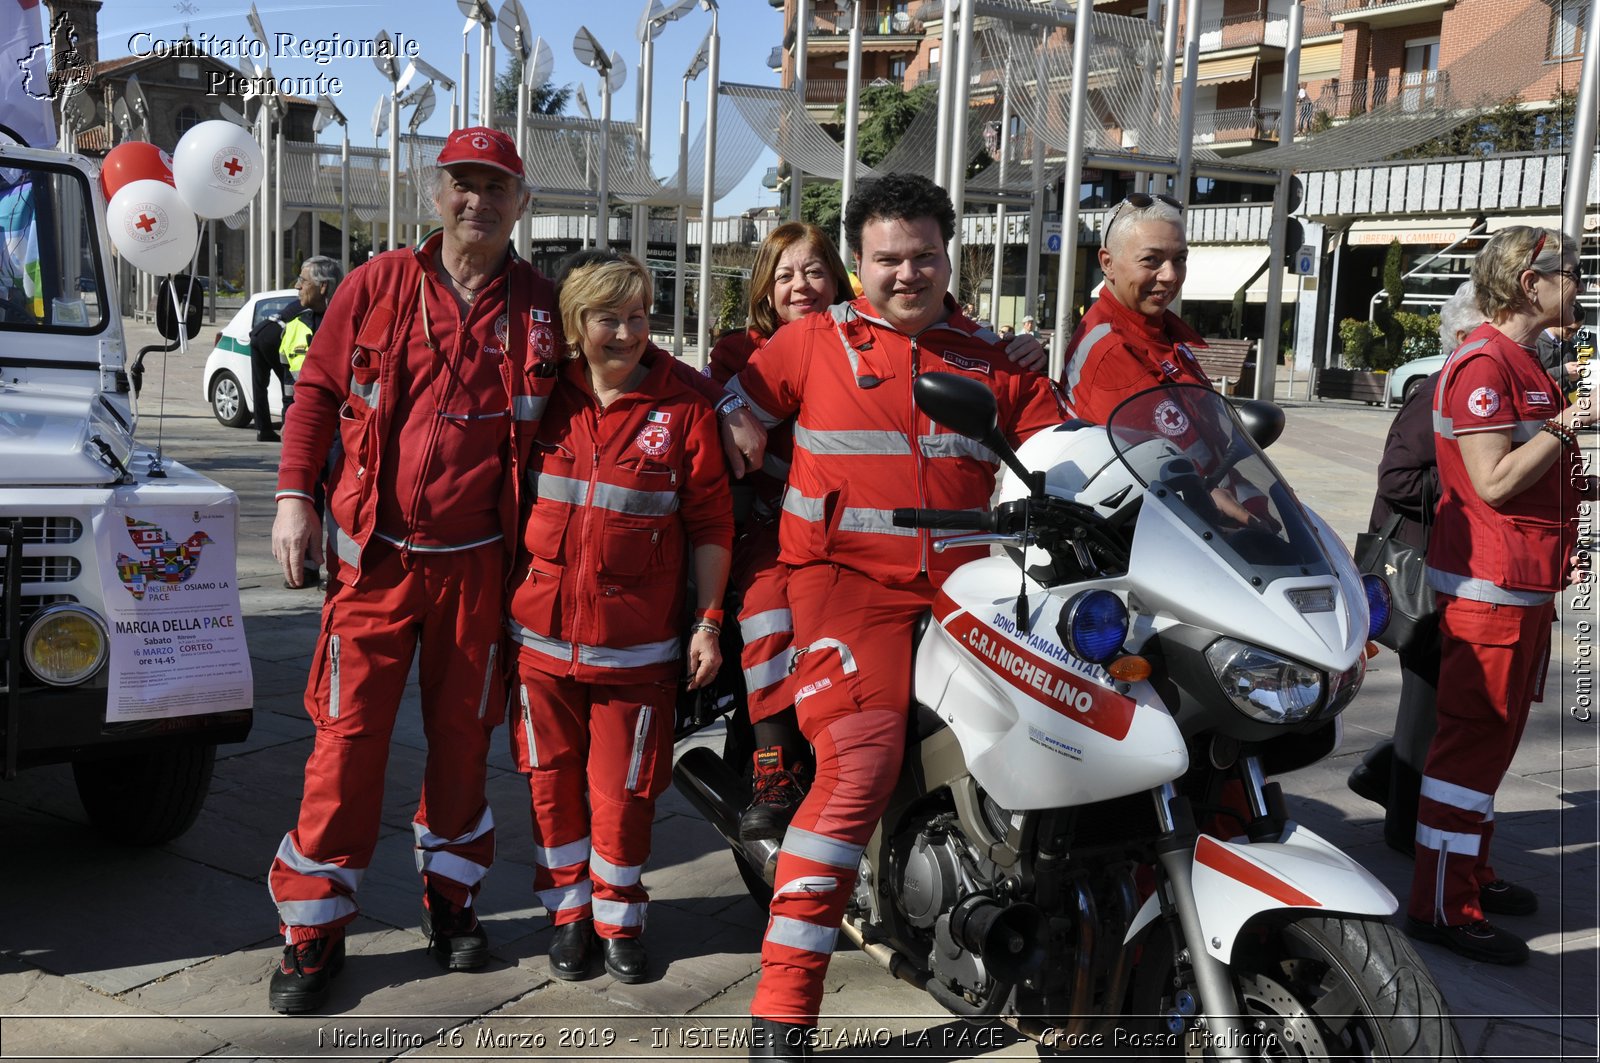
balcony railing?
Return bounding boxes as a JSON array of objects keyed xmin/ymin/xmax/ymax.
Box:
[
  {"xmin": 1327, "ymin": 0, "xmax": 1446, "ymax": 14},
  {"xmin": 1193, "ymin": 105, "xmax": 1282, "ymax": 143},
  {"xmin": 802, "ymin": 78, "xmax": 889, "ymax": 104},
  {"xmin": 1316, "ymin": 71, "xmax": 1448, "ymax": 119},
  {"xmin": 809, "ymin": 7, "xmax": 923, "ymax": 37},
  {"xmin": 1197, "ymin": 12, "xmax": 1290, "ymax": 53}
]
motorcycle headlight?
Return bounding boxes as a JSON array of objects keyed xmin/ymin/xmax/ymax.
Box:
[
  {"xmin": 24, "ymin": 604, "xmax": 108, "ymax": 686},
  {"xmin": 1362, "ymin": 574, "xmax": 1391, "ymax": 640},
  {"xmin": 1203, "ymin": 637, "xmax": 1323, "ymax": 724},
  {"xmin": 1326, "ymin": 653, "xmax": 1366, "ymax": 716},
  {"xmin": 1058, "ymin": 590, "xmax": 1129, "ymax": 664}
]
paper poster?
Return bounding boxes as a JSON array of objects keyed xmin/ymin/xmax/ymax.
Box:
[{"xmin": 99, "ymin": 500, "xmax": 252, "ymax": 722}]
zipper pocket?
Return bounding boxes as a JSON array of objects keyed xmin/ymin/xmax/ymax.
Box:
[
  {"xmin": 624, "ymin": 705, "xmax": 653, "ymax": 791},
  {"xmin": 328, "ymin": 635, "xmax": 342, "ymax": 719},
  {"xmin": 519, "ymin": 684, "xmax": 538, "ymax": 768},
  {"xmin": 477, "ymin": 644, "xmax": 497, "ymax": 719}
]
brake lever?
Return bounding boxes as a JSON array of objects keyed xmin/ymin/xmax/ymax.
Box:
[{"xmin": 932, "ymin": 532, "xmax": 1031, "ymax": 554}]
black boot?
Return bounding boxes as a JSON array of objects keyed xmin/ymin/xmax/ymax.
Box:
[
  {"xmin": 602, "ymin": 935, "xmax": 649, "ymax": 984},
  {"xmin": 750, "ymin": 1018, "xmax": 814, "ymax": 1060},
  {"xmin": 421, "ymin": 888, "xmax": 489, "ymax": 970},
  {"xmin": 739, "ymin": 746, "xmax": 807, "ymax": 845},
  {"xmin": 548, "ymin": 919, "xmax": 597, "ymax": 981},
  {"xmin": 267, "ymin": 932, "xmax": 345, "ymax": 1014},
  {"xmin": 1383, "ymin": 756, "xmax": 1421, "ymax": 857},
  {"xmin": 1347, "ymin": 741, "xmax": 1394, "ymax": 807}
]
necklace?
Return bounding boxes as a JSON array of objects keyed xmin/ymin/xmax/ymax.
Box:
[{"xmin": 440, "ymin": 261, "xmax": 495, "ymax": 300}]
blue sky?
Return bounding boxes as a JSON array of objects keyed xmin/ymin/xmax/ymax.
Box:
[{"xmin": 93, "ymin": 1, "xmax": 791, "ymax": 214}]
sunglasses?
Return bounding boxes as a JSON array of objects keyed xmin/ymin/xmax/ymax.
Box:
[{"xmin": 1102, "ymin": 193, "xmax": 1183, "ymax": 248}]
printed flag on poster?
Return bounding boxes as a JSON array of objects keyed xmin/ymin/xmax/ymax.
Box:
[{"xmin": 0, "ymin": 0, "xmax": 56, "ymax": 148}]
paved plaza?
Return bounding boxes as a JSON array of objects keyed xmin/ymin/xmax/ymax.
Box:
[{"xmin": 0, "ymin": 322, "xmax": 1595, "ymax": 1061}]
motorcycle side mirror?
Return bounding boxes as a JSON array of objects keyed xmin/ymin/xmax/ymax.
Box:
[
  {"xmin": 155, "ymin": 275, "xmax": 204, "ymax": 342},
  {"xmin": 1230, "ymin": 398, "xmax": 1286, "ymax": 450},
  {"xmin": 913, "ymin": 372, "xmax": 1040, "ymax": 496}
]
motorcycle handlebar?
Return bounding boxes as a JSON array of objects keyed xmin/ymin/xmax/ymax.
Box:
[{"xmin": 891, "ymin": 508, "xmax": 996, "ymax": 531}]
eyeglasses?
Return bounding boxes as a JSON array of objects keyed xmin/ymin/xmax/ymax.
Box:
[
  {"xmin": 1549, "ymin": 267, "xmax": 1586, "ymax": 287},
  {"xmin": 1102, "ymin": 193, "xmax": 1183, "ymax": 248}
]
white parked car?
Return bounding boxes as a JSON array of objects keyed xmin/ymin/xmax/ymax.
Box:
[
  {"xmin": 1385, "ymin": 353, "xmax": 1447, "ymax": 404},
  {"xmin": 200, "ymin": 288, "xmax": 297, "ymax": 428}
]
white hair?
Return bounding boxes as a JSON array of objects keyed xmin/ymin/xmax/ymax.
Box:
[{"xmin": 1438, "ymin": 280, "xmax": 1483, "ymax": 351}]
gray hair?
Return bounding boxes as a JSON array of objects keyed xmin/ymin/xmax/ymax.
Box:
[
  {"xmin": 301, "ymin": 255, "xmax": 342, "ymax": 296},
  {"xmin": 1438, "ymin": 280, "xmax": 1482, "ymax": 352},
  {"xmin": 1103, "ymin": 196, "xmax": 1185, "ymax": 253}
]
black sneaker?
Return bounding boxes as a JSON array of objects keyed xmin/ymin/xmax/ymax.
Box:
[
  {"xmin": 422, "ymin": 889, "xmax": 489, "ymax": 970},
  {"xmin": 1480, "ymin": 879, "xmax": 1539, "ymax": 917},
  {"xmin": 1404, "ymin": 915, "xmax": 1529, "ymax": 965},
  {"xmin": 267, "ymin": 933, "xmax": 345, "ymax": 1014},
  {"xmin": 738, "ymin": 746, "xmax": 806, "ymax": 845}
]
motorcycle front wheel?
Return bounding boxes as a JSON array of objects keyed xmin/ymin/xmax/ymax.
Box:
[{"xmin": 1123, "ymin": 913, "xmax": 1463, "ymax": 1061}]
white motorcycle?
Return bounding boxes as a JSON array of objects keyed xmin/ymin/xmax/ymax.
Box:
[{"xmin": 675, "ymin": 377, "xmax": 1461, "ymax": 1059}]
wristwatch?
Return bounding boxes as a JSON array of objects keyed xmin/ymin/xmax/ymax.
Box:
[{"xmin": 715, "ymin": 393, "xmax": 749, "ymax": 420}]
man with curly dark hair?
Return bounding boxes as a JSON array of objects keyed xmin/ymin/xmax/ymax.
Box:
[{"xmin": 721, "ymin": 173, "xmax": 1065, "ymax": 1058}]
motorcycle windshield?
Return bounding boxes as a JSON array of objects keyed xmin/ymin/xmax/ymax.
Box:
[{"xmin": 1106, "ymin": 386, "xmax": 1332, "ymax": 588}]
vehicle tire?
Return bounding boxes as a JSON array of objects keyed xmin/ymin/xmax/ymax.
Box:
[
  {"xmin": 1122, "ymin": 912, "xmax": 1463, "ymax": 1060},
  {"xmin": 1402, "ymin": 376, "xmax": 1426, "ymax": 403},
  {"xmin": 72, "ymin": 742, "xmax": 217, "ymax": 845},
  {"xmin": 209, "ymin": 370, "xmax": 250, "ymax": 428}
]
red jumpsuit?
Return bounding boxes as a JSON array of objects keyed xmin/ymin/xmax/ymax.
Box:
[
  {"xmin": 1059, "ymin": 288, "xmax": 1211, "ymax": 424},
  {"xmin": 509, "ymin": 346, "xmax": 732, "ymax": 940},
  {"xmin": 267, "ymin": 236, "xmax": 557, "ymax": 942},
  {"xmin": 707, "ymin": 328, "xmax": 798, "ymax": 723},
  {"xmin": 728, "ymin": 298, "xmax": 1066, "ymax": 1023},
  {"xmin": 1411, "ymin": 323, "xmax": 1576, "ymax": 927}
]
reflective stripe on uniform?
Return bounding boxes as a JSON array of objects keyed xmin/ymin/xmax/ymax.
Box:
[
  {"xmin": 539, "ymin": 881, "xmax": 593, "ymax": 913},
  {"xmin": 781, "ymin": 491, "xmax": 916, "ymax": 538},
  {"xmin": 373, "ymin": 531, "xmax": 504, "ymax": 553},
  {"xmin": 726, "ymin": 377, "xmax": 782, "ymax": 428},
  {"xmin": 512, "ymin": 394, "xmax": 547, "ymax": 421},
  {"xmin": 1420, "ymin": 776, "xmax": 1495, "ymax": 816},
  {"xmin": 275, "ymin": 896, "xmax": 358, "ymax": 927},
  {"xmin": 800, "ymin": 637, "xmax": 858, "ymax": 676},
  {"xmin": 593, "ymin": 898, "xmax": 646, "ymax": 928},
  {"xmin": 416, "ymin": 850, "xmax": 490, "ymax": 887},
  {"xmin": 781, "ymin": 826, "xmax": 864, "ymax": 870},
  {"xmin": 534, "ymin": 836, "xmax": 592, "ymax": 869},
  {"xmin": 349, "ymin": 375, "xmax": 379, "ymax": 406},
  {"xmin": 590, "ymin": 851, "xmax": 644, "ymax": 888},
  {"xmin": 1416, "ymin": 823, "xmax": 1481, "ymax": 858},
  {"xmin": 509, "ymin": 622, "xmax": 682, "ymax": 670},
  {"xmin": 1063, "ymin": 322, "xmax": 1114, "ymax": 398},
  {"xmin": 744, "ymin": 654, "xmax": 793, "ymax": 694},
  {"xmin": 793, "ymin": 425, "xmax": 912, "ymax": 456},
  {"xmin": 530, "ymin": 473, "xmax": 678, "ymax": 516},
  {"xmin": 328, "ymin": 514, "xmax": 361, "ymax": 567},
  {"xmin": 1433, "ymin": 413, "xmax": 1546, "ymax": 442},
  {"xmin": 765, "ymin": 916, "xmax": 837, "ymax": 954},
  {"xmin": 740, "ymin": 608, "xmax": 793, "ymax": 643},
  {"xmin": 1425, "ymin": 566, "xmax": 1556, "ymax": 606},
  {"xmin": 274, "ymin": 834, "xmax": 363, "ymax": 893},
  {"xmin": 414, "ymin": 806, "xmax": 495, "ymax": 850},
  {"xmin": 919, "ymin": 433, "xmax": 998, "ymax": 464}
]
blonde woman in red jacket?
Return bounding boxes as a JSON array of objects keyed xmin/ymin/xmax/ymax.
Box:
[{"xmin": 508, "ymin": 255, "xmax": 733, "ymax": 984}]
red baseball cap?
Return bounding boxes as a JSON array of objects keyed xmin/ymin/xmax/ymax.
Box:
[{"xmin": 435, "ymin": 127, "xmax": 524, "ymax": 180}]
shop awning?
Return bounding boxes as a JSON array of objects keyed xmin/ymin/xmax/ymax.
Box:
[{"xmin": 1179, "ymin": 245, "xmax": 1300, "ymax": 304}]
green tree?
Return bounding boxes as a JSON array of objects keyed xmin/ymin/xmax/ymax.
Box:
[
  {"xmin": 1398, "ymin": 92, "xmax": 1576, "ymax": 159},
  {"xmin": 1369, "ymin": 239, "xmax": 1408, "ymax": 372},
  {"xmin": 799, "ymin": 83, "xmax": 946, "ymax": 240},
  {"xmin": 716, "ymin": 273, "xmax": 747, "ymax": 333},
  {"xmin": 492, "ymin": 58, "xmax": 573, "ymax": 119}
]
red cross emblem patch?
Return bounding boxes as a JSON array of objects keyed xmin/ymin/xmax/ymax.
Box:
[
  {"xmin": 1467, "ymin": 386, "xmax": 1499, "ymax": 418},
  {"xmin": 635, "ymin": 424, "xmax": 671, "ymax": 456},
  {"xmin": 1153, "ymin": 398, "xmax": 1190, "ymax": 437}
]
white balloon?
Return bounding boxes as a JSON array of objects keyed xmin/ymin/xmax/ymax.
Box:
[
  {"xmin": 107, "ymin": 179, "xmax": 198, "ymax": 275},
  {"xmin": 172, "ymin": 120, "xmax": 265, "ymax": 219}
]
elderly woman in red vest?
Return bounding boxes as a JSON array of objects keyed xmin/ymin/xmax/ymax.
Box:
[
  {"xmin": 1408, "ymin": 227, "xmax": 1594, "ymax": 965},
  {"xmin": 508, "ymin": 255, "xmax": 732, "ymax": 984}
]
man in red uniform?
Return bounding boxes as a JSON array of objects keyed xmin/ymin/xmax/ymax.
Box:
[
  {"xmin": 720, "ymin": 173, "xmax": 1066, "ymax": 1058},
  {"xmin": 265, "ymin": 128, "xmax": 557, "ymax": 1013},
  {"xmin": 1060, "ymin": 193, "xmax": 1210, "ymax": 424}
]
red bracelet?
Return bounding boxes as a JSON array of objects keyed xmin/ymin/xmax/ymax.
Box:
[{"xmin": 696, "ymin": 607, "xmax": 725, "ymax": 624}]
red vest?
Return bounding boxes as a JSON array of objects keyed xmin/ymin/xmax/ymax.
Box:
[
  {"xmin": 1428, "ymin": 323, "xmax": 1576, "ymax": 601},
  {"xmin": 1061, "ymin": 290, "xmax": 1210, "ymax": 424}
]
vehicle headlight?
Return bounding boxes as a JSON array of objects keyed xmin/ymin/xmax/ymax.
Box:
[
  {"xmin": 1203, "ymin": 637, "xmax": 1323, "ymax": 724},
  {"xmin": 1326, "ymin": 653, "xmax": 1366, "ymax": 716},
  {"xmin": 24, "ymin": 604, "xmax": 108, "ymax": 686},
  {"xmin": 1361, "ymin": 574, "xmax": 1391, "ymax": 640}
]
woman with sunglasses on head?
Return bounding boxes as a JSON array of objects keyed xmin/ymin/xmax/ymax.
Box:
[
  {"xmin": 1059, "ymin": 193, "xmax": 1212, "ymax": 423},
  {"xmin": 1405, "ymin": 226, "xmax": 1595, "ymax": 965}
]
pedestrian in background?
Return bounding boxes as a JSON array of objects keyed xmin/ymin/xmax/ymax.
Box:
[{"xmin": 249, "ymin": 255, "xmax": 340, "ymax": 443}]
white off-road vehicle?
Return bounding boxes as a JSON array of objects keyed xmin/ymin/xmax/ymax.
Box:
[{"xmin": 0, "ymin": 143, "xmax": 252, "ymax": 843}]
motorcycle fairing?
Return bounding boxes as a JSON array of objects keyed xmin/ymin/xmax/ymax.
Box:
[
  {"xmin": 1124, "ymin": 822, "xmax": 1398, "ymax": 961},
  {"xmin": 915, "ymin": 557, "xmax": 1187, "ymax": 810}
]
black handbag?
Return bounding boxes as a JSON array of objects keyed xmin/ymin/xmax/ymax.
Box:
[{"xmin": 1353, "ymin": 510, "xmax": 1438, "ymax": 653}]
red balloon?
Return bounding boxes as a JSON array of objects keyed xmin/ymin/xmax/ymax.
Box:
[{"xmin": 100, "ymin": 142, "xmax": 175, "ymax": 202}]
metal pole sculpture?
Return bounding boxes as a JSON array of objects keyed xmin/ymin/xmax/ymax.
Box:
[
  {"xmin": 1256, "ymin": 1, "xmax": 1304, "ymax": 401},
  {"xmin": 989, "ymin": 67, "xmax": 1012, "ymax": 326},
  {"xmin": 1023, "ymin": 25, "xmax": 1047, "ymax": 327},
  {"xmin": 574, "ymin": 27, "xmax": 625, "ymax": 252},
  {"xmin": 789, "ymin": 0, "xmax": 809, "ymax": 220},
  {"xmin": 374, "ymin": 31, "xmax": 402, "ymax": 251},
  {"xmin": 946, "ymin": 0, "xmax": 976, "ymax": 296},
  {"xmin": 934, "ymin": 0, "xmax": 956, "ymax": 188},
  {"xmin": 675, "ymin": 29, "xmax": 710, "ymax": 360},
  {"xmin": 838, "ymin": 1, "xmax": 865, "ymax": 265},
  {"xmin": 1050, "ymin": 0, "xmax": 1093, "ymax": 378},
  {"xmin": 1562, "ymin": 0, "xmax": 1600, "ymax": 243},
  {"xmin": 696, "ymin": 0, "xmax": 721, "ymax": 365}
]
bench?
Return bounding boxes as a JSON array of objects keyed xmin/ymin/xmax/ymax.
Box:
[{"xmin": 1196, "ymin": 338, "xmax": 1256, "ymax": 396}]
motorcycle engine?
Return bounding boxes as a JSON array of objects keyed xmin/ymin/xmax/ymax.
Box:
[{"xmin": 893, "ymin": 815, "xmax": 999, "ymax": 995}]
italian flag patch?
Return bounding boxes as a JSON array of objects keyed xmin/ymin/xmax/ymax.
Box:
[{"xmin": 647, "ymin": 410, "xmax": 671, "ymax": 424}]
